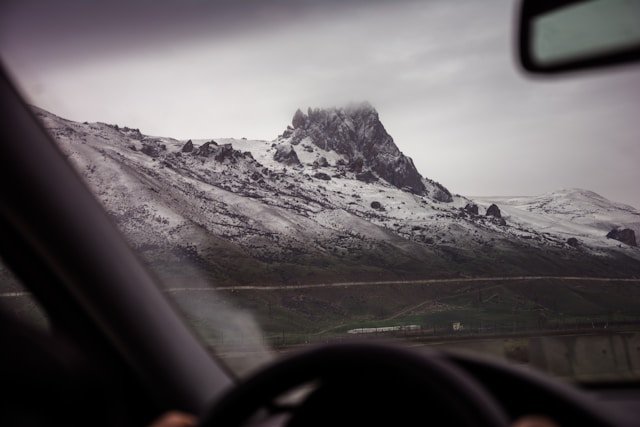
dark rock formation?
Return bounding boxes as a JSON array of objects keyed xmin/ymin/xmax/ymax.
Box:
[
  {"xmin": 279, "ymin": 102, "xmax": 452, "ymax": 200},
  {"xmin": 314, "ymin": 156, "xmax": 329, "ymax": 168},
  {"xmin": 606, "ymin": 228, "xmax": 637, "ymax": 246},
  {"xmin": 464, "ymin": 203, "xmax": 479, "ymax": 215},
  {"xmin": 120, "ymin": 126, "xmax": 143, "ymax": 140},
  {"xmin": 356, "ymin": 170, "xmax": 377, "ymax": 183},
  {"xmin": 274, "ymin": 144, "xmax": 301, "ymax": 166},
  {"xmin": 214, "ymin": 144, "xmax": 235, "ymax": 162},
  {"xmin": 195, "ymin": 141, "xmax": 218, "ymax": 157},
  {"xmin": 426, "ymin": 180, "xmax": 453, "ymax": 203},
  {"xmin": 181, "ymin": 140, "xmax": 194, "ymax": 153},
  {"xmin": 292, "ymin": 108, "xmax": 306, "ymax": 128},
  {"xmin": 349, "ymin": 157, "xmax": 364, "ymax": 173},
  {"xmin": 141, "ymin": 142, "xmax": 163, "ymax": 158},
  {"xmin": 313, "ymin": 172, "xmax": 331, "ymax": 181},
  {"xmin": 486, "ymin": 204, "xmax": 502, "ymax": 218},
  {"xmin": 567, "ymin": 237, "xmax": 580, "ymax": 247}
]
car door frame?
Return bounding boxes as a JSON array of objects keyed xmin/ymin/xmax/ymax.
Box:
[{"xmin": 0, "ymin": 66, "xmax": 233, "ymax": 415}]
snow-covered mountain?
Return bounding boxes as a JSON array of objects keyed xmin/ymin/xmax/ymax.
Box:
[
  {"xmin": 33, "ymin": 105, "xmax": 640, "ymax": 286},
  {"xmin": 477, "ymin": 189, "xmax": 640, "ymax": 248},
  {"xmin": 277, "ymin": 102, "xmax": 453, "ymax": 202}
]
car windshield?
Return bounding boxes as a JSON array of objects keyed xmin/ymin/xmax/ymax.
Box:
[{"xmin": 2, "ymin": 0, "xmax": 640, "ymax": 382}]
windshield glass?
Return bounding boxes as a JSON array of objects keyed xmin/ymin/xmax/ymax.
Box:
[{"xmin": 2, "ymin": 0, "xmax": 640, "ymax": 382}]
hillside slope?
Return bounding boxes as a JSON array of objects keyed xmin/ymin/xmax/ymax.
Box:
[{"xmin": 32, "ymin": 105, "xmax": 640, "ymax": 287}]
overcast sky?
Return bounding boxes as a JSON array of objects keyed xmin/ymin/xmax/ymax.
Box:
[{"xmin": 1, "ymin": 0, "xmax": 639, "ymax": 207}]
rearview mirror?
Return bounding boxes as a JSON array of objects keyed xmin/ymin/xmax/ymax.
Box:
[{"xmin": 519, "ymin": 0, "xmax": 640, "ymax": 73}]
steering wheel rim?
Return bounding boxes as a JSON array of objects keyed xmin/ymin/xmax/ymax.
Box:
[{"xmin": 201, "ymin": 342, "xmax": 509, "ymax": 427}]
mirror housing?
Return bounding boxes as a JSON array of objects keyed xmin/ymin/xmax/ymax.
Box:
[{"xmin": 519, "ymin": 0, "xmax": 640, "ymax": 73}]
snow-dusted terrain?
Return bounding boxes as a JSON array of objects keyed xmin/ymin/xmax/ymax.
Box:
[
  {"xmin": 476, "ymin": 189, "xmax": 640, "ymax": 244},
  {"xmin": 33, "ymin": 104, "xmax": 640, "ymax": 286}
]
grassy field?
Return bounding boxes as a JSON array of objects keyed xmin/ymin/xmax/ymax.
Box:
[
  {"xmin": 166, "ymin": 278, "xmax": 640, "ymax": 349},
  {"xmin": 3, "ymin": 272, "xmax": 640, "ymax": 380}
]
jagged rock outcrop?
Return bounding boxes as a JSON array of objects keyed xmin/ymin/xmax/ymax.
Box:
[
  {"xmin": 181, "ymin": 140, "xmax": 194, "ymax": 153},
  {"xmin": 486, "ymin": 204, "xmax": 502, "ymax": 218},
  {"xmin": 214, "ymin": 144, "xmax": 235, "ymax": 162},
  {"xmin": 292, "ymin": 109, "xmax": 306, "ymax": 128},
  {"xmin": 485, "ymin": 204, "xmax": 506, "ymax": 225},
  {"xmin": 141, "ymin": 141, "xmax": 165, "ymax": 158},
  {"xmin": 349, "ymin": 157, "xmax": 364, "ymax": 173},
  {"xmin": 195, "ymin": 140, "xmax": 218, "ymax": 157},
  {"xmin": 313, "ymin": 156, "xmax": 329, "ymax": 168},
  {"xmin": 567, "ymin": 237, "xmax": 580, "ymax": 247},
  {"xmin": 356, "ymin": 170, "xmax": 377, "ymax": 183},
  {"xmin": 606, "ymin": 228, "xmax": 637, "ymax": 246},
  {"xmin": 464, "ymin": 203, "xmax": 479, "ymax": 215},
  {"xmin": 426, "ymin": 180, "xmax": 453, "ymax": 203},
  {"xmin": 120, "ymin": 126, "xmax": 142, "ymax": 140},
  {"xmin": 274, "ymin": 144, "xmax": 301, "ymax": 166},
  {"xmin": 313, "ymin": 172, "xmax": 331, "ymax": 181},
  {"xmin": 278, "ymin": 102, "xmax": 452, "ymax": 201},
  {"xmin": 185, "ymin": 140, "xmax": 257, "ymax": 166}
]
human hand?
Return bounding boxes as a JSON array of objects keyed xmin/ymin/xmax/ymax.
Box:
[{"xmin": 148, "ymin": 411, "xmax": 198, "ymax": 427}]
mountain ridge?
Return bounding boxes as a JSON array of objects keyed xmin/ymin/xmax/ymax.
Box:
[{"xmin": 30, "ymin": 104, "xmax": 640, "ymax": 287}]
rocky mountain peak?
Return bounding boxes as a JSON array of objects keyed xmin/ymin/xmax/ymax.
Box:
[{"xmin": 279, "ymin": 103, "xmax": 452, "ymax": 202}]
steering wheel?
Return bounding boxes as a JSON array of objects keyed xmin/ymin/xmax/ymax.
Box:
[{"xmin": 201, "ymin": 342, "xmax": 509, "ymax": 427}]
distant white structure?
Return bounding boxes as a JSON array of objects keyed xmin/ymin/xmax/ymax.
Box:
[
  {"xmin": 347, "ymin": 324, "xmax": 420, "ymax": 334},
  {"xmin": 452, "ymin": 322, "xmax": 464, "ymax": 331}
]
